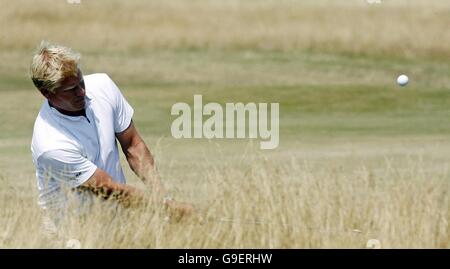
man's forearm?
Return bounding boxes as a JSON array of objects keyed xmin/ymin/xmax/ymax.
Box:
[
  {"xmin": 125, "ymin": 140, "xmax": 166, "ymax": 198},
  {"xmin": 79, "ymin": 168, "xmax": 146, "ymax": 207}
]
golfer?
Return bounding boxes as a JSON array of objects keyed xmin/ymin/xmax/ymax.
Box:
[{"xmin": 30, "ymin": 41, "xmax": 193, "ymax": 224}]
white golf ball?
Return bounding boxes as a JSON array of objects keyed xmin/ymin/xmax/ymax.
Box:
[{"xmin": 397, "ymin": 74, "xmax": 409, "ymax": 86}]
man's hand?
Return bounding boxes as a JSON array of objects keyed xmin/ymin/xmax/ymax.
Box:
[{"xmin": 164, "ymin": 199, "xmax": 203, "ymax": 224}]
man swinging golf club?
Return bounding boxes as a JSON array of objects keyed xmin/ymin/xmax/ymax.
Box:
[{"xmin": 30, "ymin": 41, "xmax": 194, "ymax": 226}]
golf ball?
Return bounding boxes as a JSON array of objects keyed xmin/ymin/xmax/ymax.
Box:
[{"xmin": 397, "ymin": 74, "xmax": 409, "ymax": 86}]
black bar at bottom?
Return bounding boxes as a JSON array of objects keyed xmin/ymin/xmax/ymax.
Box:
[{"xmin": 0, "ymin": 249, "xmax": 447, "ymax": 267}]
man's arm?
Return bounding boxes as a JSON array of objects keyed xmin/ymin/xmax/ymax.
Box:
[
  {"xmin": 82, "ymin": 166, "xmax": 195, "ymax": 221},
  {"xmin": 80, "ymin": 167, "xmax": 145, "ymax": 207},
  {"xmin": 115, "ymin": 121, "xmax": 166, "ymax": 200},
  {"xmin": 115, "ymin": 121, "xmax": 196, "ymax": 220}
]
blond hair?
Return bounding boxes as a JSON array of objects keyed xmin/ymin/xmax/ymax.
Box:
[{"xmin": 30, "ymin": 41, "xmax": 80, "ymax": 93}]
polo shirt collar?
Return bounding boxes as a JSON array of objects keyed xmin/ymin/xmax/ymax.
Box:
[{"xmin": 47, "ymin": 94, "xmax": 93, "ymax": 121}]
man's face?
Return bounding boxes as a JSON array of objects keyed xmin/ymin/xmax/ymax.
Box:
[{"xmin": 45, "ymin": 69, "xmax": 86, "ymax": 112}]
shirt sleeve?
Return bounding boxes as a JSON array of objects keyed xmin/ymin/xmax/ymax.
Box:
[
  {"xmin": 37, "ymin": 149, "xmax": 98, "ymax": 188},
  {"xmin": 104, "ymin": 75, "xmax": 134, "ymax": 133}
]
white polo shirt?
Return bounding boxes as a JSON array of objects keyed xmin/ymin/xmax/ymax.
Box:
[{"xmin": 31, "ymin": 73, "xmax": 134, "ymax": 211}]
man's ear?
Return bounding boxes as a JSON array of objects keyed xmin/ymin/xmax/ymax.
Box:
[{"xmin": 39, "ymin": 88, "xmax": 52, "ymax": 99}]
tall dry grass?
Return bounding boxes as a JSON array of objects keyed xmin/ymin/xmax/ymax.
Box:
[
  {"xmin": 1, "ymin": 0, "xmax": 449, "ymax": 59},
  {"xmin": 1, "ymin": 152, "xmax": 448, "ymax": 248}
]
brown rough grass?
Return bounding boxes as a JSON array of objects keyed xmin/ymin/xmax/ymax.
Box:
[{"xmin": 1, "ymin": 0, "xmax": 449, "ymax": 59}]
